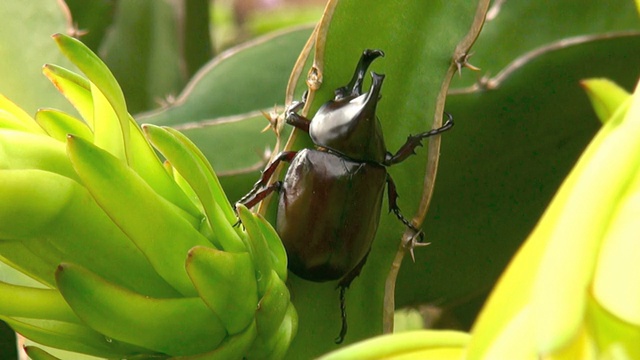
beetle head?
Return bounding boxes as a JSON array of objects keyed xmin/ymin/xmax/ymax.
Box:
[{"xmin": 309, "ymin": 50, "xmax": 387, "ymax": 164}]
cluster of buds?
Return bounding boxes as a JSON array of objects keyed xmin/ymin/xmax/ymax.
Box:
[{"xmin": 0, "ymin": 34, "xmax": 296, "ymax": 359}]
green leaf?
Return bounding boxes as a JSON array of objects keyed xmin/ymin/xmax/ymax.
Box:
[
  {"xmin": 581, "ymin": 78, "xmax": 631, "ymax": 123},
  {"xmin": 42, "ymin": 65, "xmax": 94, "ymax": 128},
  {"xmin": 2, "ymin": 317, "xmax": 146, "ymax": 358},
  {"xmin": 318, "ymin": 330, "xmax": 469, "ymax": 360},
  {"xmin": 186, "ymin": 246, "xmax": 258, "ymax": 335},
  {"xmin": 0, "ymin": 0, "xmax": 77, "ymax": 115},
  {"xmin": 0, "ymin": 169, "xmax": 179, "ymax": 297},
  {"xmin": 0, "ymin": 95, "xmax": 46, "ymax": 134},
  {"xmin": 97, "ymin": 0, "xmax": 212, "ymax": 113},
  {"xmin": 56, "ymin": 263, "xmax": 226, "ymax": 356},
  {"xmin": 450, "ymin": 0, "xmax": 640, "ymax": 89},
  {"xmin": 66, "ymin": 135, "xmax": 211, "ymax": 296},
  {"xmin": 398, "ymin": 33, "xmax": 640, "ymax": 323},
  {"xmin": 53, "ymin": 33, "xmax": 132, "ymax": 163},
  {"xmin": 138, "ymin": 28, "xmax": 310, "ymax": 201},
  {"xmin": 23, "ymin": 347, "xmax": 62, "ymax": 360},
  {"xmin": 587, "ymin": 295, "xmax": 640, "ymax": 359},
  {"xmin": 0, "ymin": 130, "xmax": 78, "ymax": 181},
  {"xmin": 0, "ymin": 282, "xmax": 78, "ymax": 324},
  {"xmin": 138, "ymin": 27, "xmax": 312, "ymax": 125},
  {"xmin": 143, "ymin": 124, "xmax": 245, "ymax": 251},
  {"xmin": 35, "ymin": 109, "xmax": 94, "ymax": 143},
  {"xmin": 237, "ymin": 205, "xmax": 276, "ymax": 297}
]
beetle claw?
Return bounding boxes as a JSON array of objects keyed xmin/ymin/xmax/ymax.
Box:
[{"xmin": 406, "ymin": 231, "xmax": 430, "ymax": 262}]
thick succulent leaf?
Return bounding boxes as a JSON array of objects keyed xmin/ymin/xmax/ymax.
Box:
[
  {"xmin": 237, "ymin": 205, "xmax": 276, "ymax": 296},
  {"xmin": 66, "ymin": 135, "xmax": 211, "ymax": 296},
  {"xmin": 2, "ymin": 317, "xmax": 147, "ymax": 358},
  {"xmin": 169, "ymin": 321, "xmax": 258, "ymax": 360},
  {"xmin": 34, "ymin": 109, "xmax": 93, "ymax": 143},
  {"xmin": 56, "ymin": 263, "xmax": 226, "ymax": 356},
  {"xmin": 96, "ymin": 0, "xmax": 212, "ymax": 114},
  {"xmin": 0, "ymin": 169, "xmax": 179, "ymax": 297},
  {"xmin": 591, "ymin": 86, "xmax": 640, "ymax": 328},
  {"xmin": 90, "ymin": 81, "xmax": 127, "ymax": 160},
  {"xmin": 0, "ymin": 245, "xmax": 52, "ymax": 288},
  {"xmin": 143, "ymin": 124, "xmax": 244, "ymax": 252},
  {"xmin": 254, "ymin": 213, "xmax": 288, "ymax": 282},
  {"xmin": 43, "ymin": 62, "xmax": 203, "ymax": 218},
  {"xmin": 0, "ymin": 130, "xmax": 78, "ymax": 181},
  {"xmin": 138, "ymin": 28, "xmax": 310, "ymax": 201},
  {"xmin": 450, "ymin": 0, "xmax": 640, "ymax": 89},
  {"xmin": 253, "ymin": 270, "xmax": 291, "ymax": 340},
  {"xmin": 42, "ymin": 65, "xmax": 94, "ymax": 128},
  {"xmin": 138, "ymin": 27, "xmax": 312, "ymax": 125},
  {"xmin": 23, "ymin": 346, "xmax": 62, "ymax": 360},
  {"xmin": 398, "ymin": 34, "xmax": 640, "ymax": 319},
  {"xmin": 581, "ymin": 78, "xmax": 631, "ymax": 124},
  {"xmin": 247, "ymin": 303, "xmax": 297, "ymax": 360},
  {"xmin": 0, "ymin": 1, "xmax": 77, "ymax": 115},
  {"xmin": 0, "ymin": 282, "xmax": 78, "ymax": 324},
  {"xmin": 126, "ymin": 118, "xmax": 205, "ymax": 220},
  {"xmin": 180, "ymin": 113, "xmax": 283, "ymax": 203},
  {"xmin": 0, "ymin": 95, "xmax": 46, "ymax": 134},
  {"xmin": 318, "ymin": 330, "xmax": 469, "ymax": 360},
  {"xmin": 53, "ymin": 33, "xmax": 132, "ymax": 164},
  {"xmin": 465, "ymin": 74, "xmax": 640, "ymax": 357},
  {"xmin": 186, "ymin": 246, "xmax": 258, "ymax": 335},
  {"xmin": 587, "ymin": 295, "xmax": 640, "ymax": 359}
]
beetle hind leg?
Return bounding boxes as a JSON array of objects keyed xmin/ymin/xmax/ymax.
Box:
[{"xmin": 334, "ymin": 250, "xmax": 372, "ymax": 344}]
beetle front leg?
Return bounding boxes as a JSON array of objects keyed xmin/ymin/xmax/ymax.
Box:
[
  {"xmin": 236, "ymin": 151, "xmax": 296, "ymax": 209},
  {"xmin": 238, "ymin": 181, "xmax": 283, "ymax": 210},
  {"xmin": 383, "ymin": 112, "xmax": 454, "ymax": 166},
  {"xmin": 284, "ymin": 92, "xmax": 312, "ymax": 132}
]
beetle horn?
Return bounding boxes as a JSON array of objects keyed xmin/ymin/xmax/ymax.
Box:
[
  {"xmin": 364, "ymin": 72, "xmax": 385, "ymax": 108},
  {"xmin": 335, "ymin": 49, "xmax": 385, "ymax": 99}
]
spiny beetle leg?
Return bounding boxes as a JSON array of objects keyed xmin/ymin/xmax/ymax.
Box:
[
  {"xmin": 239, "ymin": 181, "xmax": 282, "ymax": 210},
  {"xmin": 336, "ymin": 49, "xmax": 385, "ymax": 99},
  {"xmin": 236, "ymin": 151, "xmax": 297, "ymax": 208},
  {"xmin": 383, "ymin": 112, "xmax": 454, "ymax": 166},
  {"xmin": 284, "ymin": 94, "xmax": 311, "ymax": 132},
  {"xmin": 285, "ymin": 110, "xmax": 310, "ymax": 133},
  {"xmin": 386, "ymin": 176, "xmax": 425, "ymax": 242},
  {"xmin": 334, "ymin": 250, "xmax": 371, "ymax": 344},
  {"xmin": 232, "ymin": 181, "xmax": 284, "ymax": 228}
]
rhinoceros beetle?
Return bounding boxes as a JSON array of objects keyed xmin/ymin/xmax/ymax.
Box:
[{"xmin": 237, "ymin": 49, "xmax": 453, "ymax": 343}]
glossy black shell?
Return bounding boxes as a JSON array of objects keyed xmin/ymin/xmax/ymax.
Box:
[
  {"xmin": 276, "ymin": 149, "xmax": 387, "ymax": 281},
  {"xmin": 309, "ymin": 72, "xmax": 387, "ymax": 164}
]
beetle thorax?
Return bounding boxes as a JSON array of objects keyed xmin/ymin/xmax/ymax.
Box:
[{"xmin": 309, "ymin": 72, "xmax": 387, "ymax": 164}]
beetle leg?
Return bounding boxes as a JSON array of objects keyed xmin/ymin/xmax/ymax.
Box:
[
  {"xmin": 383, "ymin": 112, "xmax": 454, "ymax": 166},
  {"xmin": 285, "ymin": 111, "xmax": 310, "ymax": 132},
  {"xmin": 236, "ymin": 151, "xmax": 296, "ymax": 209},
  {"xmin": 386, "ymin": 176, "xmax": 425, "ymax": 242},
  {"xmin": 334, "ymin": 250, "xmax": 372, "ymax": 344},
  {"xmin": 238, "ymin": 181, "xmax": 282, "ymax": 210},
  {"xmin": 284, "ymin": 98, "xmax": 312, "ymax": 132}
]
